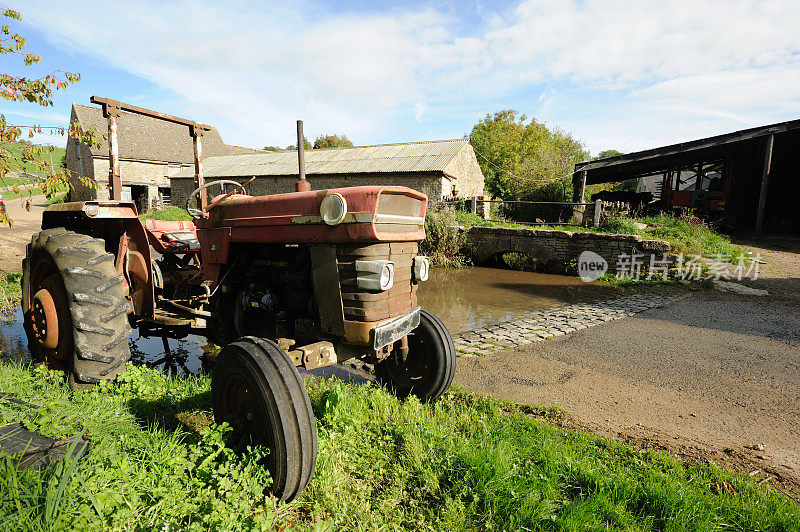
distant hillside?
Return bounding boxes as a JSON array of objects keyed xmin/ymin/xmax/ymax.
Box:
[{"xmin": 1, "ymin": 141, "xmax": 66, "ymax": 176}]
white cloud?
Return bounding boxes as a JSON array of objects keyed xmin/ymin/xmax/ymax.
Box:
[{"xmin": 11, "ymin": 0, "xmax": 800, "ymax": 154}]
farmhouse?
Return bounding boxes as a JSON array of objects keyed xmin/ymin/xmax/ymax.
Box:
[
  {"xmin": 65, "ymin": 104, "xmax": 261, "ymax": 211},
  {"xmin": 170, "ymin": 139, "xmax": 485, "ymax": 208},
  {"xmin": 572, "ymin": 118, "xmax": 800, "ymax": 233}
]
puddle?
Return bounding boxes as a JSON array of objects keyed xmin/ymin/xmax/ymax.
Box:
[
  {"xmin": 417, "ymin": 266, "xmax": 617, "ymax": 334},
  {"xmin": 0, "ymin": 267, "xmax": 617, "ymax": 371}
]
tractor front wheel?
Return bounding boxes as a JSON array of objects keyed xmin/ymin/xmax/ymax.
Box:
[
  {"xmin": 375, "ymin": 310, "xmax": 456, "ymax": 402},
  {"xmin": 22, "ymin": 228, "xmax": 131, "ymax": 389},
  {"xmin": 211, "ymin": 337, "xmax": 318, "ymax": 502}
]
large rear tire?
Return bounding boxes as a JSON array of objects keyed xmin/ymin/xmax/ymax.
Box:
[
  {"xmin": 211, "ymin": 337, "xmax": 317, "ymax": 502},
  {"xmin": 375, "ymin": 310, "xmax": 456, "ymax": 402},
  {"xmin": 22, "ymin": 228, "xmax": 131, "ymax": 389}
]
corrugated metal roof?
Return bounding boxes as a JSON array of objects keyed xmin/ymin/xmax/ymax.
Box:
[{"xmin": 173, "ymin": 138, "xmax": 469, "ymax": 178}]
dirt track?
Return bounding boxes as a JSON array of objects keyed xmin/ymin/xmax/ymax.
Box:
[
  {"xmin": 0, "ymin": 195, "xmax": 47, "ymax": 274},
  {"xmin": 455, "ymin": 238, "xmax": 800, "ymax": 492}
]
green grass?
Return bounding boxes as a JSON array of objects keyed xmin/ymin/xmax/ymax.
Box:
[
  {"xmin": 0, "ymin": 141, "xmax": 65, "ymax": 177},
  {"xmin": 0, "ymin": 362, "xmax": 796, "ymax": 530},
  {"xmin": 46, "ymin": 192, "xmax": 69, "ymax": 205},
  {"xmin": 138, "ymin": 206, "xmax": 193, "ymax": 221},
  {"xmin": 0, "ymin": 273, "xmax": 22, "ymax": 316},
  {"xmin": 455, "ymin": 210, "xmax": 747, "ymax": 263}
]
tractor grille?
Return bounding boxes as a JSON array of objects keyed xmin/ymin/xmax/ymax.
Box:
[{"xmin": 337, "ymin": 242, "xmax": 419, "ymax": 323}]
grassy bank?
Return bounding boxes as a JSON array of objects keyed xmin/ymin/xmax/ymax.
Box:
[
  {"xmin": 0, "ymin": 142, "xmax": 66, "ymax": 177},
  {"xmin": 0, "ymin": 362, "xmax": 796, "ymax": 530}
]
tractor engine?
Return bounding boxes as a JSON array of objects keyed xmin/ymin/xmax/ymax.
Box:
[
  {"xmin": 225, "ymin": 246, "xmax": 315, "ymax": 342},
  {"xmin": 198, "ymin": 186, "xmax": 430, "ymax": 357}
]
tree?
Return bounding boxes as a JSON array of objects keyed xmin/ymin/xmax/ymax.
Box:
[
  {"xmin": 313, "ymin": 134, "xmax": 353, "ymax": 150},
  {"xmin": 0, "ymin": 9, "xmax": 99, "ymax": 225},
  {"xmin": 263, "ymin": 145, "xmax": 285, "ymax": 152},
  {"xmin": 594, "ymin": 149, "xmax": 623, "ymax": 160},
  {"xmin": 284, "ymin": 137, "xmax": 311, "ymax": 151},
  {"xmin": 469, "ymin": 110, "xmax": 588, "ymax": 204}
]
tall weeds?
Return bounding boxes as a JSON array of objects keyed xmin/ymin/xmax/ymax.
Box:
[{"xmin": 421, "ymin": 206, "xmax": 466, "ymax": 267}]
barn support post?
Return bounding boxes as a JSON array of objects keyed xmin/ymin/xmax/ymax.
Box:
[
  {"xmin": 572, "ymin": 170, "xmax": 587, "ymax": 203},
  {"xmin": 755, "ymin": 134, "xmax": 774, "ymax": 235},
  {"xmin": 469, "ymin": 197, "xmax": 477, "ymax": 214},
  {"xmin": 571, "ymin": 170, "xmax": 587, "ymax": 224}
]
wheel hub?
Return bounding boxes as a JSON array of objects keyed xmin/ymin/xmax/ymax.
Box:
[{"xmin": 31, "ymin": 288, "xmax": 59, "ymax": 350}]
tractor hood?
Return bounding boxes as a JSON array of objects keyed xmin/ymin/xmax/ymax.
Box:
[{"xmin": 197, "ymin": 186, "xmax": 427, "ymax": 244}]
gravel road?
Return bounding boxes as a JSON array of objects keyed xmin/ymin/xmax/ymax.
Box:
[{"xmin": 0, "ymin": 195, "xmax": 47, "ymax": 274}]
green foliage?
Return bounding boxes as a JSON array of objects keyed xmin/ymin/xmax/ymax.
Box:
[
  {"xmin": 0, "ymin": 272, "xmax": 21, "ymax": 315},
  {"xmin": 469, "ymin": 110, "xmax": 589, "ymax": 210},
  {"xmin": 0, "ymin": 362, "xmax": 796, "ymax": 530},
  {"xmin": 0, "ymin": 9, "xmax": 102, "ymax": 227},
  {"xmin": 598, "ymin": 216, "xmax": 642, "ymax": 235},
  {"xmin": 284, "ymin": 137, "xmax": 312, "ymax": 151},
  {"xmin": 0, "ymin": 141, "xmax": 65, "ymax": 176},
  {"xmin": 594, "ymin": 149, "xmax": 624, "ymax": 160},
  {"xmin": 313, "ymin": 134, "xmax": 354, "ymax": 150},
  {"xmin": 421, "ymin": 207, "xmax": 466, "ymax": 267},
  {"xmin": 139, "ymin": 206, "xmax": 192, "ymax": 221}
]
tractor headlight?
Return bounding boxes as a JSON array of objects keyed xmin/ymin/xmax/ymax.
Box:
[
  {"xmin": 355, "ymin": 260, "xmax": 394, "ymax": 291},
  {"xmin": 413, "ymin": 255, "xmax": 429, "ymax": 282},
  {"xmin": 320, "ymin": 193, "xmax": 347, "ymax": 226}
]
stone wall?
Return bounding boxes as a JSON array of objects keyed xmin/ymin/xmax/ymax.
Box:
[
  {"xmin": 68, "ymin": 149, "xmax": 190, "ymax": 208},
  {"xmin": 170, "ymin": 172, "xmax": 447, "ymax": 209},
  {"xmin": 462, "ymin": 226, "xmax": 671, "ymax": 274},
  {"xmin": 443, "ymin": 143, "xmax": 485, "ymax": 198}
]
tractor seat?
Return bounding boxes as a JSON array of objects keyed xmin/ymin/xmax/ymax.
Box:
[{"xmin": 143, "ymin": 219, "xmax": 201, "ymax": 254}]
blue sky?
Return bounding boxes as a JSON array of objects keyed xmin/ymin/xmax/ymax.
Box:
[{"xmin": 3, "ymin": 0, "xmax": 799, "ymax": 156}]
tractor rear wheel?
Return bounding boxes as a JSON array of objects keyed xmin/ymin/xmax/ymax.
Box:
[
  {"xmin": 211, "ymin": 337, "xmax": 317, "ymax": 502},
  {"xmin": 22, "ymin": 228, "xmax": 131, "ymax": 389},
  {"xmin": 375, "ymin": 310, "xmax": 456, "ymax": 402}
]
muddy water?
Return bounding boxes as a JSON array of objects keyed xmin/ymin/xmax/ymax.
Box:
[
  {"xmin": 417, "ymin": 267, "xmax": 617, "ymax": 334},
  {"xmin": 0, "ymin": 267, "xmax": 616, "ymax": 371}
]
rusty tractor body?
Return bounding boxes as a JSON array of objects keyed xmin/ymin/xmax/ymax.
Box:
[{"xmin": 21, "ymin": 98, "xmax": 455, "ymax": 501}]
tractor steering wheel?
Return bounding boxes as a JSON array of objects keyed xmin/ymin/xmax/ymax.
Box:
[{"xmin": 185, "ymin": 179, "xmax": 249, "ymax": 217}]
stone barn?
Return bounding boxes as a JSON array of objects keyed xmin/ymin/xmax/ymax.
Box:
[
  {"xmin": 65, "ymin": 104, "xmax": 261, "ymax": 211},
  {"xmin": 170, "ymin": 138, "xmax": 485, "ymax": 208}
]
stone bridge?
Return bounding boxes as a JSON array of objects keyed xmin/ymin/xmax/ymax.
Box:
[{"xmin": 461, "ymin": 226, "xmax": 671, "ymax": 273}]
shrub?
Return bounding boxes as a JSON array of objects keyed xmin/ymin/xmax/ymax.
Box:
[
  {"xmin": 598, "ymin": 216, "xmax": 642, "ymax": 235},
  {"xmin": 421, "ymin": 206, "xmax": 466, "ymax": 267}
]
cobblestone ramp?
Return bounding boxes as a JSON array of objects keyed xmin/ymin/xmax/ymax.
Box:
[
  {"xmin": 343, "ymin": 292, "xmax": 688, "ymax": 374},
  {"xmin": 453, "ymin": 293, "xmax": 687, "ymax": 357}
]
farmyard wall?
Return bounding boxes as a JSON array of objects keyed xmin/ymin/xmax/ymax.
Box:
[{"xmin": 461, "ymin": 226, "xmax": 671, "ymax": 274}]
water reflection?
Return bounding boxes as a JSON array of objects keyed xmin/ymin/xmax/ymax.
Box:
[
  {"xmin": 0, "ymin": 267, "xmax": 618, "ymax": 371},
  {"xmin": 417, "ymin": 267, "xmax": 617, "ymax": 334}
]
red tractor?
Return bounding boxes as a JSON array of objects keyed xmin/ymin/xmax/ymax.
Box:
[{"xmin": 21, "ymin": 97, "xmax": 455, "ymax": 501}]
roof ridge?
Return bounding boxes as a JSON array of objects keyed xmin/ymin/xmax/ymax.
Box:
[{"xmin": 351, "ymin": 138, "xmax": 468, "ymax": 149}]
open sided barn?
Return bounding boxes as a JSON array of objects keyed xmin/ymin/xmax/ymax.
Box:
[{"xmin": 572, "ymin": 119, "xmax": 800, "ymax": 233}]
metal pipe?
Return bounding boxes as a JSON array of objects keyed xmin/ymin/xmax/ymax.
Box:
[
  {"xmin": 296, "ymin": 120, "xmax": 310, "ymax": 192},
  {"xmin": 107, "ymin": 113, "xmax": 121, "ymax": 201},
  {"xmin": 192, "ymin": 125, "xmax": 207, "ymax": 215}
]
